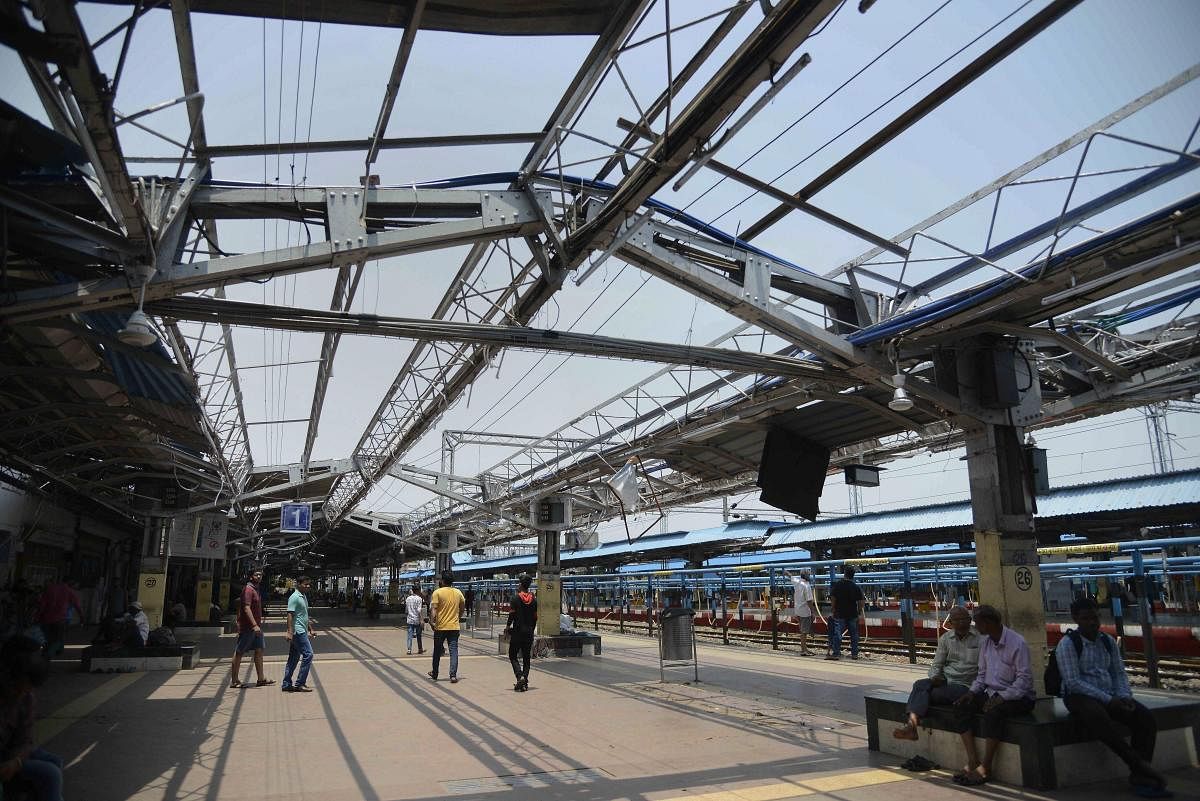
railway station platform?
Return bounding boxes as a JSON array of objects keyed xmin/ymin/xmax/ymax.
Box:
[{"xmin": 32, "ymin": 608, "xmax": 1200, "ymax": 801}]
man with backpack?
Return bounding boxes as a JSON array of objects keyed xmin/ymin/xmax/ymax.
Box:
[{"xmin": 1055, "ymin": 597, "xmax": 1167, "ymax": 796}]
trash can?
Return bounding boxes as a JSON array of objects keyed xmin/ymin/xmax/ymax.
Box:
[
  {"xmin": 179, "ymin": 643, "xmax": 198, "ymax": 669},
  {"xmin": 659, "ymin": 608, "xmax": 694, "ymax": 660}
]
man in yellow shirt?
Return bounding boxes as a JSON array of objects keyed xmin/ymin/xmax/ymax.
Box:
[{"xmin": 427, "ymin": 570, "xmax": 466, "ymax": 683}]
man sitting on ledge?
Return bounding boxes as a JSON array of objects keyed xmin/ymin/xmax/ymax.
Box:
[
  {"xmin": 1057, "ymin": 597, "xmax": 1169, "ymax": 797},
  {"xmin": 893, "ymin": 605, "xmax": 980, "ymax": 741},
  {"xmin": 950, "ymin": 604, "xmax": 1034, "ymax": 787}
]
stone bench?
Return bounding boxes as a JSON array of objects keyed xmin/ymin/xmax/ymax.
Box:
[
  {"xmin": 498, "ymin": 632, "xmax": 602, "ymax": 658},
  {"xmin": 865, "ymin": 689, "xmax": 1200, "ymax": 789},
  {"xmin": 81, "ymin": 642, "xmax": 199, "ymax": 673}
]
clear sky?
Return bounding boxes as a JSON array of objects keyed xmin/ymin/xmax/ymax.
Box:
[{"xmin": 2, "ymin": 1, "xmax": 1197, "ymax": 544}]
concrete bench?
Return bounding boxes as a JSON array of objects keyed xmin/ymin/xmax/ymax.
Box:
[
  {"xmin": 81, "ymin": 642, "xmax": 199, "ymax": 673},
  {"xmin": 498, "ymin": 632, "xmax": 602, "ymax": 658},
  {"xmin": 866, "ymin": 689, "xmax": 1200, "ymax": 789}
]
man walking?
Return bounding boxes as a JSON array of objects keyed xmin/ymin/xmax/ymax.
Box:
[
  {"xmin": 893, "ymin": 606, "xmax": 980, "ymax": 740},
  {"xmin": 230, "ymin": 568, "xmax": 273, "ymax": 688},
  {"xmin": 784, "ymin": 569, "xmax": 818, "ymax": 656},
  {"xmin": 1057, "ymin": 597, "xmax": 1167, "ymax": 794},
  {"xmin": 427, "ymin": 570, "xmax": 465, "ymax": 684},
  {"xmin": 405, "ymin": 584, "xmax": 425, "ymax": 655},
  {"xmin": 826, "ymin": 565, "xmax": 865, "ymax": 660},
  {"xmin": 282, "ymin": 576, "xmax": 316, "ymax": 693},
  {"xmin": 950, "ymin": 605, "xmax": 1033, "ymax": 786},
  {"xmin": 505, "ymin": 574, "xmax": 537, "ymax": 692},
  {"xmin": 34, "ymin": 578, "xmax": 83, "ymax": 659}
]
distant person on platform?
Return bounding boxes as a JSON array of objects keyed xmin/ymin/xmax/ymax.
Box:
[
  {"xmin": 405, "ymin": 584, "xmax": 425, "ymax": 656},
  {"xmin": 128, "ymin": 601, "xmax": 150, "ymax": 647},
  {"xmin": 427, "ymin": 570, "xmax": 465, "ymax": 684},
  {"xmin": 282, "ymin": 576, "xmax": 316, "ymax": 693},
  {"xmin": 893, "ymin": 606, "xmax": 980, "ymax": 741},
  {"xmin": 34, "ymin": 578, "xmax": 82, "ymax": 659},
  {"xmin": 1057, "ymin": 597, "xmax": 1168, "ymax": 796},
  {"xmin": 505, "ymin": 574, "xmax": 538, "ymax": 692},
  {"xmin": 783, "ymin": 568, "xmax": 818, "ymax": 656},
  {"xmin": 230, "ymin": 568, "xmax": 273, "ymax": 689},
  {"xmin": 950, "ymin": 605, "xmax": 1034, "ymax": 786},
  {"xmin": 826, "ymin": 565, "xmax": 865, "ymax": 661},
  {"xmin": 0, "ymin": 637, "xmax": 63, "ymax": 801}
]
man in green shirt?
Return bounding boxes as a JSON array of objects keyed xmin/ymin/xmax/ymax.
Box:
[
  {"xmin": 894, "ymin": 606, "xmax": 980, "ymax": 740},
  {"xmin": 282, "ymin": 576, "xmax": 317, "ymax": 693}
]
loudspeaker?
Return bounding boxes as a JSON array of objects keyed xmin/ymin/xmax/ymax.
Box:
[{"xmin": 756, "ymin": 427, "xmax": 830, "ymax": 521}]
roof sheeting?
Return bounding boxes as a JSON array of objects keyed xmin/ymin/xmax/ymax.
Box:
[
  {"xmin": 452, "ymin": 519, "xmax": 778, "ymax": 574},
  {"xmin": 764, "ymin": 469, "xmax": 1200, "ymax": 548}
]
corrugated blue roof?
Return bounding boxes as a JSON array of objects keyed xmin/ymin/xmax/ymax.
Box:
[
  {"xmin": 453, "ymin": 519, "xmax": 778, "ymax": 574},
  {"xmin": 764, "ymin": 469, "xmax": 1200, "ymax": 548}
]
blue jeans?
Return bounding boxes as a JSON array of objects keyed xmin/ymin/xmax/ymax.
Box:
[
  {"xmin": 406, "ymin": 623, "xmax": 423, "ymax": 652},
  {"xmin": 431, "ymin": 630, "xmax": 459, "ymax": 678},
  {"xmin": 282, "ymin": 632, "xmax": 313, "ymax": 688},
  {"xmin": 831, "ymin": 617, "xmax": 859, "ymax": 658},
  {"xmin": 20, "ymin": 747, "xmax": 63, "ymax": 801}
]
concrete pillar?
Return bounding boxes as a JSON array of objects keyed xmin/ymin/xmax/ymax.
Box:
[
  {"xmin": 138, "ymin": 517, "xmax": 169, "ymax": 628},
  {"xmin": 536, "ymin": 529, "xmax": 561, "ymax": 635},
  {"xmin": 195, "ymin": 572, "xmax": 213, "ymax": 621},
  {"xmin": 964, "ymin": 419, "xmax": 1048, "ymax": 693}
]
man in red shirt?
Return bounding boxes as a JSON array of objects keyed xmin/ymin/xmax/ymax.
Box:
[
  {"xmin": 35, "ymin": 578, "xmax": 82, "ymax": 659},
  {"xmin": 230, "ymin": 569, "xmax": 274, "ymax": 688}
]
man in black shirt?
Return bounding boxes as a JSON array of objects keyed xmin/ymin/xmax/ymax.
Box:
[
  {"xmin": 505, "ymin": 574, "xmax": 538, "ymax": 692},
  {"xmin": 826, "ymin": 565, "xmax": 865, "ymax": 661}
]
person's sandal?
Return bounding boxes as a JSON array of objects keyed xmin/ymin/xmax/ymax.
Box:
[
  {"xmin": 892, "ymin": 725, "xmax": 918, "ymax": 740},
  {"xmin": 230, "ymin": 679, "xmax": 244, "ymax": 689},
  {"xmin": 256, "ymin": 678, "xmax": 276, "ymax": 686}
]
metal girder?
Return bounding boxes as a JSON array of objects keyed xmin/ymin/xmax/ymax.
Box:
[
  {"xmin": 0, "ymin": 185, "xmax": 134, "ymax": 257},
  {"xmin": 313, "ymin": 0, "xmax": 650, "ymax": 529},
  {"xmin": 143, "ymin": 295, "xmax": 844, "ymax": 380},
  {"xmin": 301, "ymin": 261, "xmax": 365, "ymax": 468},
  {"xmin": 364, "ymin": 0, "xmax": 425, "ymax": 169},
  {"xmin": 203, "ymin": 132, "xmax": 545, "ymax": 158},
  {"xmin": 1, "ymin": 191, "xmax": 549, "ymax": 323},
  {"xmin": 39, "ymin": 2, "xmax": 150, "ymax": 252},
  {"xmin": 617, "ymin": 221, "xmax": 859, "ymax": 365},
  {"xmin": 616, "ymin": 117, "xmax": 908, "ymax": 257},
  {"xmin": 830, "ymin": 62, "xmax": 1200, "ymax": 279},
  {"xmin": 742, "ymin": 0, "xmax": 1085, "ymax": 241},
  {"xmin": 567, "ymin": 0, "xmax": 840, "ymax": 259}
]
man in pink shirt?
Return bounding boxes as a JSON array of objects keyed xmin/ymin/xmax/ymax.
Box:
[
  {"xmin": 950, "ymin": 604, "xmax": 1034, "ymax": 786},
  {"xmin": 35, "ymin": 579, "xmax": 82, "ymax": 659}
]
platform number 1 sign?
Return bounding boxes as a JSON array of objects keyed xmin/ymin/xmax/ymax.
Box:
[{"xmin": 281, "ymin": 503, "xmax": 312, "ymax": 534}]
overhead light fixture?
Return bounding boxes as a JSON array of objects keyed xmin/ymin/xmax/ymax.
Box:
[
  {"xmin": 888, "ymin": 372, "xmax": 914, "ymax": 412},
  {"xmin": 117, "ymin": 272, "xmax": 159, "ymax": 347}
]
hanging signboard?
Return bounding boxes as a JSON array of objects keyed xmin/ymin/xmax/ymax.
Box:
[
  {"xmin": 280, "ymin": 502, "xmax": 312, "ymax": 535},
  {"xmin": 170, "ymin": 514, "xmax": 229, "ymax": 559}
]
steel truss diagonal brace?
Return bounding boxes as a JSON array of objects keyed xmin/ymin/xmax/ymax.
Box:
[
  {"xmin": 3, "ymin": 191, "xmax": 549, "ymax": 323},
  {"xmin": 386, "ymin": 467, "xmax": 537, "ymax": 534}
]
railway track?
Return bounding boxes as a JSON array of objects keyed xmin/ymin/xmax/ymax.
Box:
[{"xmin": 564, "ymin": 612, "xmax": 1200, "ymax": 685}]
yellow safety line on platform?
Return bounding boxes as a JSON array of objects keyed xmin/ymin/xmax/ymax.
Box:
[
  {"xmin": 35, "ymin": 672, "xmax": 144, "ymax": 744},
  {"xmin": 657, "ymin": 768, "xmax": 909, "ymax": 801}
]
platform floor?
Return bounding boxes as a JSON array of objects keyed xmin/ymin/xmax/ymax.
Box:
[{"xmin": 35, "ymin": 609, "xmax": 1200, "ymax": 801}]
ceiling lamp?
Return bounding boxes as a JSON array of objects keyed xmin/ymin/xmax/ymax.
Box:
[
  {"xmin": 887, "ymin": 372, "xmax": 914, "ymax": 412},
  {"xmin": 117, "ymin": 275, "xmax": 158, "ymax": 347}
]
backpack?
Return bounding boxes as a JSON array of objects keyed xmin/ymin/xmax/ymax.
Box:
[
  {"xmin": 1044, "ymin": 629, "xmax": 1115, "ymax": 696},
  {"xmin": 147, "ymin": 626, "xmax": 177, "ymax": 647}
]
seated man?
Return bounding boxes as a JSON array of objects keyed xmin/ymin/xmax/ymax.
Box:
[
  {"xmin": 893, "ymin": 606, "xmax": 980, "ymax": 740},
  {"xmin": 1057, "ymin": 597, "xmax": 1168, "ymax": 796},
  {"xmin": 950, "ymin": 604, "xmax": 1034, "ymax": 786}
]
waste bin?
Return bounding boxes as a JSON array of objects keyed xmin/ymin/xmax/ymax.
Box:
[
  {"xmin": 179, "ymin": 643, "xmax": 198, "ymax": 669},
  {"xmin": 659, "ymin": 608, "xmax": 695, "ymax": 660}
]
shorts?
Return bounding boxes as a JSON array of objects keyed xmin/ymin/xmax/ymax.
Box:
[
  {"xmin": 236, "ymin": 629, "xmax": 265, "ymax": 653},
  {"xmin": 796, "ymin": 615, "xmax": 813, "ymax": 633}
]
